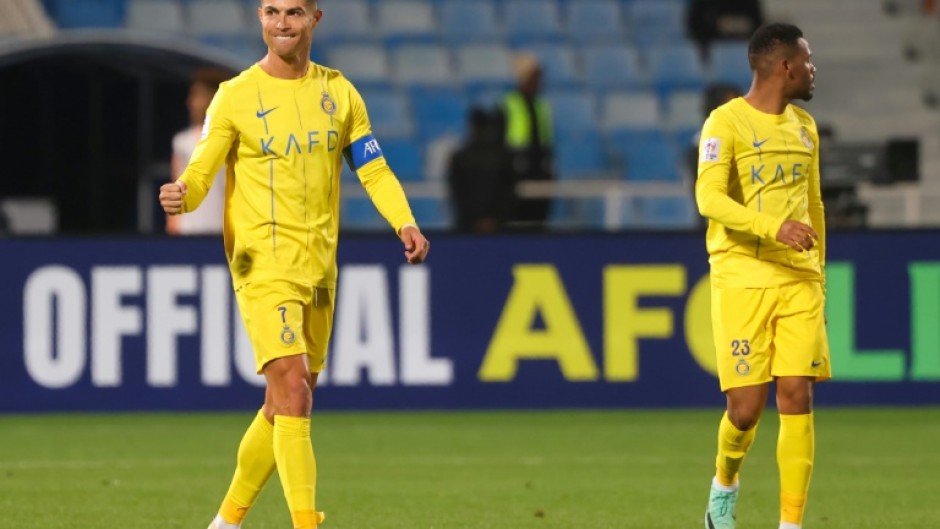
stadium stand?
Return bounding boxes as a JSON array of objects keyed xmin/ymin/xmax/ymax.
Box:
[{"xmin": 54, "ymin": 0, "xmax": 940, "ymax": 230}]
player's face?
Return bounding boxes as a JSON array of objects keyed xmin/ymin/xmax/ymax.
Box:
[
  {"xmin": 787, "ymin": 38, "xmax": 816, "ymax": 101},
  {"xmin": 258, "ymin": 0, "xmax": 321, "ymax": 61}
]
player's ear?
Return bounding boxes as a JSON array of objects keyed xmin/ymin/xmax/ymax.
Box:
[
  {"xmin": 781, "ymin": 57, "xmax": 794, "ymax": 79},
  {"xmin": 312, "ymin": 8, "xmax": 323, "ymax": 24}
]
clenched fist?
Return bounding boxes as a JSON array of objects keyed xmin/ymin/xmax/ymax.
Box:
[{"xmin": 159, "ymin": 181, "xmax": 188, "ymax": 215}]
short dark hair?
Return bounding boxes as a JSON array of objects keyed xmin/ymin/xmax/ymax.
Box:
[{"xmin": 748, "ymin": 23, "xmax": 804, "ymax": 69}]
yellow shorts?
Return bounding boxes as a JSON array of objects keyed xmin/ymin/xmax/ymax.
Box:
[
  {"xmin": 234, "ymin": 280, "xmax": 335, "ymax": 374},
  {"xmin": 711, "ymin": 281, "xmax": 831, "ymax": 392}
]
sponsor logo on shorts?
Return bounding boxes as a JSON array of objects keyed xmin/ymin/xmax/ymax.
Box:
[{"xmin": 811, "ymin": 360, "xmax": 823, "ymax": 368}]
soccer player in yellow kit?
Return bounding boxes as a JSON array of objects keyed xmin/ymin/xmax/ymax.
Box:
[
  {"xmin": 158, "ymin": 1, "xmax": 429, "ymax": 528},
  {"xmin": 695, "ymin": 24, "xmax": 830, "ymax": 529}
]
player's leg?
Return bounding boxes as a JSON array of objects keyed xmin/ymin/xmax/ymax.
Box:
[
  {"xmin": 209, "ymin": 386, "xmax": 277, "ymax": 529},
  {"xmin": 705, "ymin": 285, "xmax": 777, "ymax": 529},
  {"xmin": 771, "ymin": 281, "xmax": 831, "ymax": 529},
  {"xmin": 208, "ymin": 288, "xmax": 284, "ymax": 529},
  {"xmin": 266, "ymin": 285, "xmax": 333, "ymax": 529},
  {"xmin": 775, "ymin": 376, "xmax": 815, "ymax": 529},
  {"xmin": 265, "ymin": 354, "xmax": 323, "ymax": 529}
]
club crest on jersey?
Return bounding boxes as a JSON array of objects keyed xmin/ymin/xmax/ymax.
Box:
[
  {"xmin": 800, "ymin": 127, "xmax": 814, "ymax": 150},
  {"xmin": 321, "ymin": 92, "xmax": 337, "ymax": 116},
  {"xmin": 701, "ymin": 137, "xmax": 720, "ymax": 162}
]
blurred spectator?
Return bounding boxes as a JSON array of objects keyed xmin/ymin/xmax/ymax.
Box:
[
  {"xmin": 166, "ymin": 67, "xmax": 231, "ymax": 235},
  {"xmin": 447, "ymin": 108, "xmax": 516, "ymax": 233},
  {"xmin": 502, "ymin": 53, "xmax": 554, "ymax": 230},
  {"xmin": 686, "ymin": 83, "xmax": 743, "ymax": 227},
  {"xmin": 686, "ymin": 0, "xmax": 764, "ymax": 61}
]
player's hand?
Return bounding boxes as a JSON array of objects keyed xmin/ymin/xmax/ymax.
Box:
[
  {"xmin": 776, "ymin": 220, "xmax": 818, "ymax": 252},
  {"xmin": 159, "ymin": 181, "xmax": 188, "ymax": 215},
  {"xmin": 400, "ymin": 224, "xmax": 429, "ymax": 264}
]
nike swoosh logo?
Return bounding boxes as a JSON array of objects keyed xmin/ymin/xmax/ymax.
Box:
[
  {"xmin": 811, "ymin": 360, "xmax": 823, "ymax": 367},
  {"xmin": 753, "ymin": 138, "xmax": 768, "ymax": 148},
  {"xmin": 256, "ymin": 107, "xmax": 278, "ymax": 119}
]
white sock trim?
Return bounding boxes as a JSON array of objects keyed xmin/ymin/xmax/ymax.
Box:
[
  {"xmin": 779, "ymin": 522, "xmax": 801, "ymax": 529},
  {"xmin": 711, "ymin": 476, "xmax": 739, "ymax": 492}
]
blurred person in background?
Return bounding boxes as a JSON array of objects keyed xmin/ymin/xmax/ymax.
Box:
[
  {"xmin": 158, "ymin": 1, "xmax": 430, "ymax": 528},
  {"xmin": 502, "ymin": 53, "xmax": 554, "ymax": 230},
  {"xmin": 687, "ymin": 0, "xmax": 765, "ymax": 61},
  {"xmin": 447, "ymin": 107, "xmax": 515, "ymax": 233},
  {"xmin": 695, "ymin": 23, "xmax": 828, "ymax": 529},
  {"xmin": 166, "ymin": 68, "xmax": 232, "ymax": 235}
]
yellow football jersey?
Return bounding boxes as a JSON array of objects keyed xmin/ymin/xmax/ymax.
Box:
[
  {"xmin": 178, "ymin": 63, "xmax": 415, "ymax": 289},
  {"xmin": 696, "ymin": 97, "xmax": 826, "ymax": 289}
]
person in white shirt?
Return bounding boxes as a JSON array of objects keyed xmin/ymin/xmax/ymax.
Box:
[{"xmin": 166, "ymin": 68, "xmax": 232, "ymax": 235}]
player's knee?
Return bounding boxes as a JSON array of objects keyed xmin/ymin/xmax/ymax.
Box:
[
  {"xmin": 776, "ymin": 382, "xmax": 814, "ymax": 414},
  {"xmin": 728, "ymin": 411, "xmax": 760, "ymax": 431}
]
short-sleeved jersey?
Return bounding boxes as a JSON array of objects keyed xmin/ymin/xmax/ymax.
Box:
[
  {"xmin": 695, "ymin": 97, "xmax": 826, "ymax": 289},
  {"xmin": 178, "ymin": 63, "xmax": 415, "ymax": 289}
]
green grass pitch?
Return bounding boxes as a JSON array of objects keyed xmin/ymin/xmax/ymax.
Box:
[{"xmin": 2, "ymin": 407, "xmax": 939, "ymax": 528}]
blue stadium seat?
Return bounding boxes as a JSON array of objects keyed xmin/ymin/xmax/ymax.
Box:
[
  {"xmin": 316, "ymin": 0, "xmax": 373, "ymax": 45},
  {"xmin": 392, "ymin": 45, "xmax": 454, "ymax": 88},
  {"xmin": 327, "ymin": 44, "xmax": 391, "ymax": 89},
  {"xmin": 663, "ymin": 90, "xmax": 704, "ymax": 147},
  {"xmin": 607, "ymin": 132, "xmax": 681, "ymax": 182},
  {"xmin": 187, "ymin": 0, "xmax": 249, "ymax": 38},
  {"xmin": 647, "ymin": 43, "xmax": 707, "ymax": 98},
  {"xmin": 439, "ymin": 0, "xmax": 501, "ymax": 43},
  {"xmin": 341, "ymin": 196, "xmax": 387, "ymax": 230},
  {"xmin": 545, "ymin": 91, "xmax": 598, "ymax": 140},
  {"xmin": 520, "ymin": 43, "xmax": 582, "ymax": 89},
  {"xmin": 554, "ymin": 130, "xmax": 609, "ymax": 180},
  {"xmin": 455, "ymin": 44, "xmax": 514, "ymax": 92},
  {"xmin": 709, "ymin": 41, "xmax": 752, "ymax": 93},
  {"xmin": 408, "ymin": 197, "xmax": 452, "ymax": 230},
  {"xmin": 583, "ymin": 44, "xmax": 647, "ymax": 92},
  {"xmin": 504, "ymin": 0, "xmax": 564, "ymax": 46},
  {"xmin": 411, "ymin": 90, "xmax": 469, "ymax": 141},
  {"xmin": 126, "ymin": 0, "xmax": 186, "ymax": 33},
  {"xmin": 565, "ymin": 0, "xmax": 625, "ymax": 44},
  {"xmin": 358, "ymin": 91, "xmax": 415, "ymax": 139},
  {"xmin": 549, "ymin": 197, "xmax": 607, "ymax": 231},
  {"xmin": 199, "ymin": 35, "xmax": 266, "ymax": 65},
  {"xmin": 632, "ymin": 196, "xmax": 697, "ymax": 229},
  {"xmin": 379, "ymin": 138, "xmax": 425, "ymax": 181},
  {"xmin": 376, "ymin": 0, "xmax": 439, "ymax": 46},
  {"xmin": 600, "ymin": 91, "xmax": 661, "ymax": 136},
  {"xmin": 50, "ymin": 0, "xmax": 124, "ymax": 28},
  {"xmin": 624, "ymin": 0, "xmax": 685, "ymax": 49}
]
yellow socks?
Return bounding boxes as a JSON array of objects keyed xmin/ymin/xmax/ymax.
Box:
[
  {"xmin": 273, "ymin": 415, "xmax": 320, "ymax": 529},
  {"xmin": 715, "ymin": 411, "xmax": 759, "ymax": 486},
  {"xmin": 218, "ymin": 410, "xmax": 277, "ymax": 525},
  {"xmin": 777, "ymin": 412, "xmax": 815, "ymax": 526}
]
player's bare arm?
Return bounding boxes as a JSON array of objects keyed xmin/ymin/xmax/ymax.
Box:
[
  {"xmin": 776, "ymin": 219, "xmax": 818, "ymax": 252},
  {"xmin": 159, "ymin": 181, "xmax": 188, "ymax": 215},
  {"xmin": 400, "ymin": 225, "xmax": 430, "ymax": 264}
]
